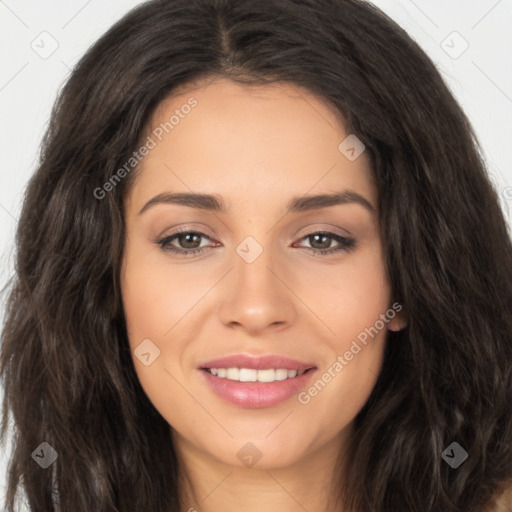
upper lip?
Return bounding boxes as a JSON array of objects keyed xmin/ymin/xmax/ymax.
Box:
[{"xmin": 199, "ymin": 354, "xmax": 317, "ymax": 371}]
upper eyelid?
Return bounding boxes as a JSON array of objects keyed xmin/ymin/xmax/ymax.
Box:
[{"xmin": 161, "ymin": 222, "xmax": 352, "ymax": 238}]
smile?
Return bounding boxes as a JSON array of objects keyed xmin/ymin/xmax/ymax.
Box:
[{"xmin": 205, "ymin": 367, "xmax": 309, "ymax": 382}]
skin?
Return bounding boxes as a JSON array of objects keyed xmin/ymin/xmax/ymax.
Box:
[{"xmin": 120, "ymin": 77, "xmax": 407, "ymax": 512}]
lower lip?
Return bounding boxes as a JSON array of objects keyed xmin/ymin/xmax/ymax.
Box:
[{"xmin": 200, "ymin": 368, "xmax": 317, "ymax": 408}]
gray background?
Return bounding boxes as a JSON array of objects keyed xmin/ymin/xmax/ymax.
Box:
[{"xmin": 1, "ymin": 0, "xmax": 511, "ymax": 506}]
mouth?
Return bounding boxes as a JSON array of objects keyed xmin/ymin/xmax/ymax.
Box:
[{"xmin": 198, "ymin": 354, "xmax": 318, "ymax": 408}]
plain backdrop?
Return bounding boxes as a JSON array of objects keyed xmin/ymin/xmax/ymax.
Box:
[{"xmin": 1, "ymin": 0, "xmax": 511, "ymax": 507}]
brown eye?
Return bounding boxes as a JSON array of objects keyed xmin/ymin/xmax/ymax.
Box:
[
  {"xmin": 308, "ymin": 233, "xmax": 333, "ymax": 250},
  {"xmin": 174, "ymin": 232, "xmax": 203, "ymax": 249},
  {"xmin": 156, "ymin": 230, "xmax": 213, "ymax": 255},
  {"xmin": 295, "ymin": 232, "xmax": 356, "ymax": 256}
]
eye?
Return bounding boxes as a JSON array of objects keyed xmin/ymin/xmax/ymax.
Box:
[
  {"xmin": 154, "ymin": 229, "xmax": 356, "ymax": 257},
  {"xmin": 293, "ymin": 231, "xmax": 356, "ymax": 256},
  {"xmin": 155, "ymin": 229, "xmax": 215, "ymax": 257}
]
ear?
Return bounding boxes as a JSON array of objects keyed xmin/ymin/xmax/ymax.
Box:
[{"xmin": 387, "ymin": 308, "xmax": 408, "ymax": 332}]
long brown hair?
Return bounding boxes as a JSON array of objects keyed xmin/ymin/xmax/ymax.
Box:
[{"xmin": 1, "ymin": 0, "xmax": 511, "ymax": 510}]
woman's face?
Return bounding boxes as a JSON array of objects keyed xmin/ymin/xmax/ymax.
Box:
[{"xmin": 121, "ymin": 77, "xmax": 404, "ymax": 470}]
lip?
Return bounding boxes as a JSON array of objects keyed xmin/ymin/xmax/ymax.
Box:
[{"xmin": 198, "ymin": 354, "xmax": 318, "ymax": 409}]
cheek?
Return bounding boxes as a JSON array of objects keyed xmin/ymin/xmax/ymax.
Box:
[
  {"xmin": 122, "ymin": 268, "xmax": 179, "ymax": 345},
  {"xmin": 300, "ymin": 241, "xmax": 391, "ymax": 343},
  {"xmin": 295, "ymin": 246, "xmax": 391, "ymax": 419},
  {"xmin": 120, "ymin": 249, "xmax": 198, "ymax": 421},
  {"xmin": 121, "ymin": 242, "xmax": 207, "ymax": 348}
]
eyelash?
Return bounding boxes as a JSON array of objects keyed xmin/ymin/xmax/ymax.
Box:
[{"xmin": 154, "ymin": 228, "xmax": 356, "ymax": 257}]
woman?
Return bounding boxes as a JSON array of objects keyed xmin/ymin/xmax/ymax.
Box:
[{"xmin": 1, "ymin": 0, "xmax": 511, "ymax": 511}]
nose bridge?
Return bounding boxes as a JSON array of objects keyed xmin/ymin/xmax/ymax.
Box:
[
  {"xmin": 233, "ymin": 232, "xmax": 279, "ymax": 294},
  {"xmin": 217, "ymin": 231, "xmax": 296, "ymax": 332}
]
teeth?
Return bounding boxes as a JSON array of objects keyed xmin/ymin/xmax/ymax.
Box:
[
  {"xmin": 240, "ymin": 368, "xmax": 257, "ymax": 382},
  {"xmin": 275, "ymin": 369, "xmax": 289, "ymax": 381},
  {"xmin": 226, "ymin": 368, "xmax": 239, "ymax": 380},
  {"xmin": 207, "ymin": 367, "xmax": 306, "ymax": 382}
]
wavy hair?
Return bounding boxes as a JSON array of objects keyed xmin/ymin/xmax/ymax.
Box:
[{"xmin": 1, "ymin": 0, "xmax": 511, "ymax": 510}]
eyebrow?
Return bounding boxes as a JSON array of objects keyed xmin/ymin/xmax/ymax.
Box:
[{"xmin": 138, "ymin": 189, "xmax": 376, "ymax": 216}]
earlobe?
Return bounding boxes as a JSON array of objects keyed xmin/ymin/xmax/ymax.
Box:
[{"xmin": 388, "ymin": 310, "xmax": 408, "ymax": 332}]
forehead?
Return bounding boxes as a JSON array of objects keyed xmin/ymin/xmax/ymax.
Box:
[{"xmin": 126, "ymin": 78, "xmax": 376, "ymax": 215}]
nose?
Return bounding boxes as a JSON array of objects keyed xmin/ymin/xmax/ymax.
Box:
[{"xmin": 217, "ymin": 239, "xmax": 297, "ymax": 336}]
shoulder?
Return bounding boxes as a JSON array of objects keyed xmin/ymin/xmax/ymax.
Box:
[{"xmin": 490, "ymin": 481, "xmax": 512, "ymax": 512}]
